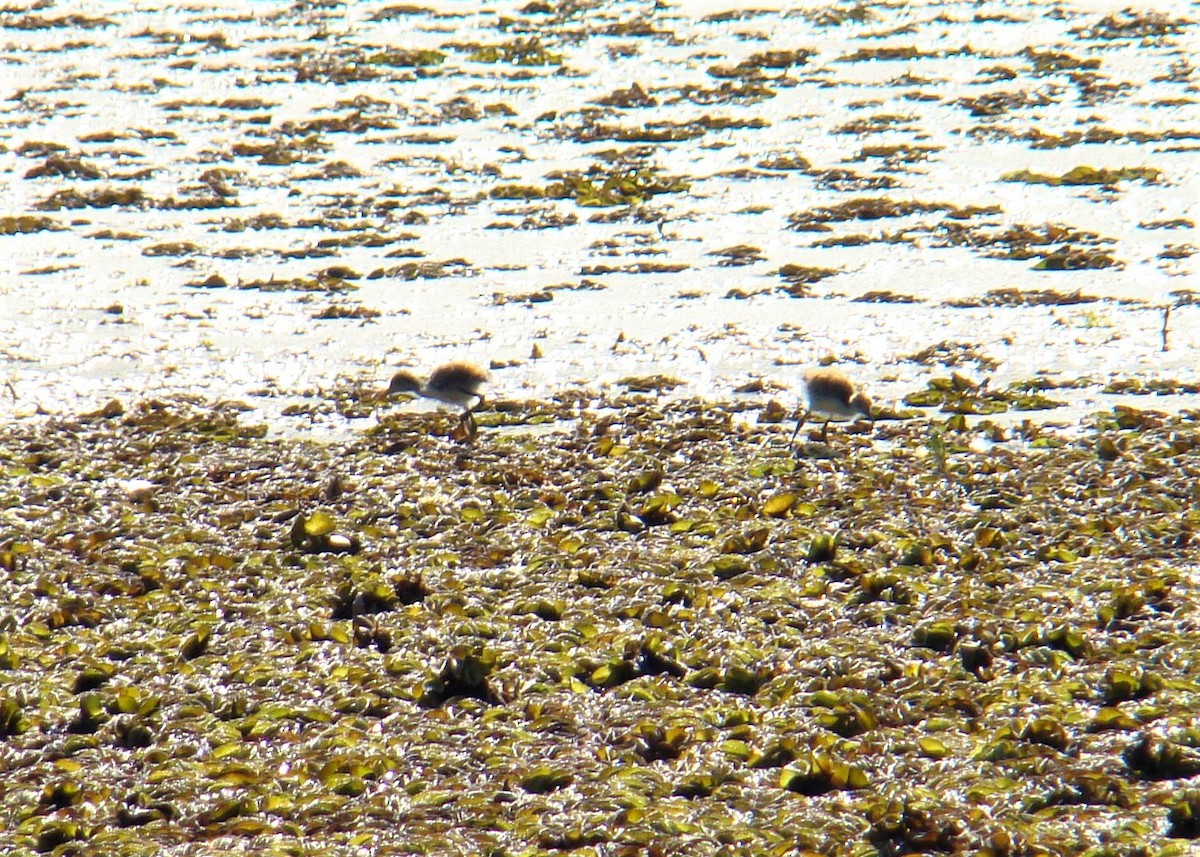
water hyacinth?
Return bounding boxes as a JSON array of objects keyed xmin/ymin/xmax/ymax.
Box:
[{"xmin": 0, "ymin": 394, "xmax": 1198, "ymax": 853}]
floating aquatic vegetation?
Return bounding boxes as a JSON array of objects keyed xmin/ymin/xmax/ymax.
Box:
[
  {"xmin": 1072, "ymin": 9, "xmax": 1194, "ymax": 40},
  {"xmin": 1124, "ymin": 734, "xmax": 1200, "ymax": 780},
  {"xmin": 852, "ymin": 143, "xmax": 942, "ymax": 166},
  {"xmin": 1159, "ymin": 244, "xmax": 1196, "ymax": 261},
  {"xmin": 466, "ymin": 38, "xmax": 562, "ymax": 66},
  {"xmin": 0, "ymin": 398, "xmax": 1199, "ymax": 852},
  {"xmin": 903, "ymin": 375, "xmax": 1066, "ymax": 414},
  {"xmin": 901, "ymin": 341, "xmax": 998, "ymax": 369},
  {"xmin": 779, "ymin": 750, "xmax": 869, "ymax": 794},
  {"xmin": 774, "ymin": 264, "xmax": 840, "ymax": 295},
  {"xmin": 674, "ymin": 80, "xmax": 776, "ymax": 105},
  {"xmin": 234, "ymin": 273, "xmax": 358, "ymax": 293},
  {"xmin": 788, "ymin": 197, "xmax": 999, "ymax": 230},
  {"xmin": 288, "ymin": 510, "xmax": 362, "ymax": 555},
  {"xmin": 492, "ymin": 169, "xmax": 690, "ymax": 208},
  {"xmin": 865, "ymin": 798, "xmax": 965, "ymax": 853},
  {"xmin": 419, "ymin": 645, "xmax": 505, "ymax": 707},
  {"xmin": 311, "ymin": 304, "xmax": 382, "ymax": 321},
  {"xmin": 947, "ymin": 286, "xmax": 1101, "ymax": 307},
  {"xmin": 1167, "ymin": 790, "xmax": 1200, "ymax": 839},
  {"xmin": 24, "ymin": 153, "xmax": 104, "ymax": 180},
  {"xmin": 364, "ymin": 48, "xmax": 446, "ymax": 67},
  {"xmin": 366, "ymin": 259, "xmax": 476, "ymax": 280},
  {"xmin": 231, "ymin": 132, "xmax": 331, "ymax": 166},
  {"xmin": 710, "ymin": 244, "xmax": 764, "ymax": 266},
  {"xmin": 0, "ymin": 215, "xmax": 63, "ymax": 234},
  {"xmin": 616, "ymin": 375, "xmax": 685, "ymax": 393},
  {"xmin": 1001, "ymin": 165, "xmax": 1162, "ymax": 186},
  {"xmin": 34, "ymin": 186, "xmax": 147, "ymax": 210},
  {"xmin": 1032, "ymin": 247, "xmax": 1121, "ymax": 270},
  {"xmin": 838, "ymin": 46, "xmax": 941, "ymax": 62},
  {"xmin": 594, "ymin": 81, "xmax": 657, "ymax": 108},
  {"xmin": 4, "ymin": 13, "xmax": 115, "ymax": 30},
  {"xmin": 709, "ymin": 49, "xmax": 810, "ymax": 80},
  {"xmin": 142, "ymin": 241, "xmax": 199, "ymax": 256},
  {"xmin": 567, "ymin": 113, "xmax": 767, "ymax": 144},
  {"xmin": 2, "ymin": 0, "xmax": 1200, "ymax": 849},
  {"xmin": 1104, "ymin": 378, "xmax": 1200, "ymax": 396}
]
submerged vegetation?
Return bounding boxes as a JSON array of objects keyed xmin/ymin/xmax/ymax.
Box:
[{"xmin": 2, "ymin": 395, "xmax": 1200, "ymax": 854}]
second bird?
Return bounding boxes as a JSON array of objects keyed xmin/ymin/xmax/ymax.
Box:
[
  {"xmin": 387, "ymin": 361, "xmax": 489, "ymax": 440},
  {"xmin": 791, "ymin": 368, "xmax": 873, "ymax": 444}
]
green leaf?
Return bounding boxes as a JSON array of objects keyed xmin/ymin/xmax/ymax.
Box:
[
  {"xmin": 919, "ymin": 737, "xmax": 949, "ymax": 758},
  {"xmin": 520, "ymin": 766, "xmax": 573, "ymax": 793},
  {"xmin": 304, "ymin": 510, "xmax": 337, "ymax": 537},
  {"xmin": 762, "ymin": 492, "xmax": 796, "ymax": 517}
]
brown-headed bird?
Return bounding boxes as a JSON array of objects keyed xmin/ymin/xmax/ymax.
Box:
[
  {"xmin": 387, "ymin": 361, "xmax": 488, "ymax": 440},
  {"xmin": 790, "ymin": 367, "xmax": 873, "ymax": 444}
]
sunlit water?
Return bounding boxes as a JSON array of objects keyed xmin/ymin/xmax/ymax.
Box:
[{"xmin": 0, "ymin": 0, "xmax": 1195, "ymax": 431}]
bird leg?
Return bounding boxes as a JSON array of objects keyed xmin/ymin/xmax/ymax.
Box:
[
  {"xmin": 462, "ymin": 395, "xmax": 484, "ymax": 442},
  {"xmin": 789, "ymin": 410, "xmax": 808, "ymax": 447},
  {"xmin": 819, "ymin": 420, "xmax": 830, "ymax": 443},
  {"xmin": 455, "ymin": 409, "xmax": 478, "ymax": 443}
]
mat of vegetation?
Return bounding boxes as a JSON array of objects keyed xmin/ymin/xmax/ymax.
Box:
[{"xmin": 2, "ymin": 397, "xmax": 1200, "ymax": 856}]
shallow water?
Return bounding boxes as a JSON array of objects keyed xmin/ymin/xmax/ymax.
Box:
[{"xmin": 0, "ymin": 0, "xmax": 1196, "ymax": 429}]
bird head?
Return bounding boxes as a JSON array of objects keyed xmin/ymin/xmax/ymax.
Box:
[
  {"xmin": 851, "ymin": 391, "xmax": 873, "ymax": 421},
  {"xmin": 387, "ymin": 371, "xmax": 423, "ymax": 397}
]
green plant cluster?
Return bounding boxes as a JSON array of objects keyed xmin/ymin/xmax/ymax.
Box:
[{"xmin": 1, "ymin": 396, "xmax": 1199, "ymax": 854}]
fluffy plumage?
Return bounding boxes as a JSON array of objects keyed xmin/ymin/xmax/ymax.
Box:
[
  {"xmin": 387, "ymin": 361, "xmax": 488, "ymax": 412},
  {"xmin": 386, "ymin": 361, "xmax": 489, "ymax": 443},
  {"xmin": 425, "ymin": 362, "xmax": 488, "ymax": 409},
  {"xmin": 791, "ymin": 368, "xmax": 873, "ymax": 443}
]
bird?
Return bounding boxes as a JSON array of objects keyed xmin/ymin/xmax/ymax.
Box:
[
  {"xmin": 386, "ymin": 361, "xmax": 489, "ymax": 440},
  {"xmin": 790, "ymin": 368, "xmax": 873, "ymax": 444},
  {"xmin": 387, "ymin": 361, "xmax": 488, "ymax": 410}
]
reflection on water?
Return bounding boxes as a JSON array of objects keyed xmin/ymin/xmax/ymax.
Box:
[{"xmin": 0, "ymin": 0, "xmax": 1195, "ymax": 425}]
